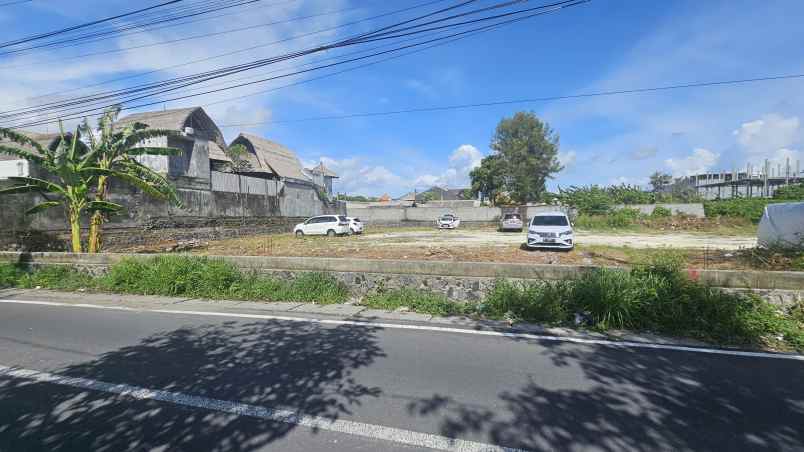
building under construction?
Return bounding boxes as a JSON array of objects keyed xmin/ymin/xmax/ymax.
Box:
[{"xmin": 685, "ymin": 158, "xmax": 803, "ymax": 199}]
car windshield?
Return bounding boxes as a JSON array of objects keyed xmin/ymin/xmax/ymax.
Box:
[
  {"xmin": 531, "ymin": 215, "xmax": 569, "ymax": 226},
  {"xmin": 353, "ymin": 218, "xmax": 360, "ymax": 222},
  {"xmin": 441, "ymin": 215, "xmax": 455, "ymax": 221},
  {"xmin": 504, "ymin": 214, "xmax": 521, "ymax": 220}
]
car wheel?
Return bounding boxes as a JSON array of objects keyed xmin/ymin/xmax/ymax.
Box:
[
  {"xmin": 295, "ymin": 230, "xmax": 304, "ymax": 237},
  {"xmin": 327, "ymin": 229, "xmax": 336, "ymax": 237}
]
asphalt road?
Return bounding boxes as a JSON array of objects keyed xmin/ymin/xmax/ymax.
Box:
[{"xmin": 0, "ymin": 300, "xmax": 803, "ymax": 451}]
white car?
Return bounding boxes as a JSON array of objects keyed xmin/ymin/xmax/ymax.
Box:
[
  {"xmin": 526, "ymin": 212, "xmax": 575, "ymax": 250},
  {"xmin": 294, "ymin": 215, "xmax": 350, "ymax": 237},
  {"xmin": 499, "ymin": 213, "xmax": 524, "ymax": 232},
  {"xmin": 437, "ymin": 213, "xmax": 460, "ymax": 229},
  {"xmin": 347, "ymin": 217, "xmax": 364, "ymax": 235}
]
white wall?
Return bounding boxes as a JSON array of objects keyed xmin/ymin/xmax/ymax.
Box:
[{"xmin": 0, "ymin": 159, "xmax": 28, "ymax": 179}]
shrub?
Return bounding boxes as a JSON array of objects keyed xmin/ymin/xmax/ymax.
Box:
[
  {"xmin": 651, "ymin": 206, "xmax": 672, "ymax": 218},
  {"xmin": 287, "ymin": 272, "xmax": 349, "ymax": 304},
  {"xmin": 704, "ymin": 198, "xmax": 785, "ymax": 223},
  {"xmin": 362, "ymin": 288, "xmax": 467, "ymax": 317},
  {"xmin": 0, "ymin": 263, "xmax": 21, "ymax": 288},
  {"xmin": 773, "ymin": 182, "xmax": 804, "ymax": 200},
  {"xmin": 17, "ymin": 265, "xmax": 96, "ymax": 291},
  {"xmin": 481, "ymin": 279, "xmax": 568, "ymax": 324}
]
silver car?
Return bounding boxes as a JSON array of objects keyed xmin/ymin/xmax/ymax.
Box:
[{"xmin": 499, "ymin": 213, "xmax": 523, "ymax": 232}]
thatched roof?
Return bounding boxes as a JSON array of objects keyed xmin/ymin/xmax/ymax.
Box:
[
  {"xmin": 0, "ymin": 131, "xmax": 61, "ymax": 161},
  {"xmin": 307, "ymin": 161, "xmax": 338, "ymax": 178},
  {"xmin": 229, "ymin": 133, "xmax": 309, "ymax": 181},
  {"xmin": 116, "ymin": 107, "xmax": 230, "ymax": 162}
]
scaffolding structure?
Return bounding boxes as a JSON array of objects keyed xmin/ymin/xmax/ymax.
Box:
[{"xmin": 686, "ymin": 158, "xmax": 802, "ymax": 200}]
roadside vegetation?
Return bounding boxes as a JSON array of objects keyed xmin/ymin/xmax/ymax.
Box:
[
  {"xmin": 363, "ymin": 254, "xmax": 804, "ymax": 351},
  {"xmin": 0, "ymin": 256, "xmax": 349, "ymax": 304}
]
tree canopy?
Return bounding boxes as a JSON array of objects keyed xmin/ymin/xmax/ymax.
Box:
[{"xmin": 470, "ymin": 111, "xmax": 562, "ymax": 204}]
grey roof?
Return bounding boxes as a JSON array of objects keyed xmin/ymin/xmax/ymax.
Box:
[
  {"xmin": 230, "ymin": 133, "xmax": 309, "ymax": 181},
  {"xmin": 116, "ymin": 107, "xmax": 230, "ymax": 162},
  {"xmin": 308, "ymin": 161, "xmax": 338, "ymax": 178},
  {"xmin": 0, "ymin": 131, "xmax": 60, "ymax": 161}
]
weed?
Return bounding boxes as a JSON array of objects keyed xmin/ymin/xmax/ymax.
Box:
[
  {"xmin": 651, "ymin": 206, "xmax": 672, "ymax": 218},
  {"xmin": 0, "ymin": 263, "xmax": 21, "ymax": 288},
  {"xmin": 481, "ymin": 279, "xmax": 568, "ymax": 324},
  {"xmin": 362, "ymin": 288, "xmax": 468, "ymax": 317},
  {"xmin": 17, "ymin": 265, "xmax": 96, "ymax": 291}
]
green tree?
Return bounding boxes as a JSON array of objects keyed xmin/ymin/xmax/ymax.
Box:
[
  {"xmin": 469, "ymin": 153, "xmax": 506, "ymax": 204},
  {"xmin": 0, "ymin": 125, "xmax": 119, "ymax": 252},
  {"xmin": 487, "ymin": 111, "xmax": 562, "ymax": 203},
  {"xmin": 82, "ymin": 106, "xmax": 182, "ymax": 253},
  {"xmin": 649, "ymin": 171, "xmax": 673, "ymax": 193}
]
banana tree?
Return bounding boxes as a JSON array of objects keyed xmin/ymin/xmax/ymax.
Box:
[
  {"xmin": 0, "ymin": 124, "xmax": 121, "ymax": 253},
  {"xmin": 81, "ymin": 106, "xmax": 182, "ymax": 253}
]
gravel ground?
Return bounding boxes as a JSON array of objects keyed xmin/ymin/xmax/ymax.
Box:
[{"xmin": 362, "ymin": 229, "xmax": 757, "ymax": 250}]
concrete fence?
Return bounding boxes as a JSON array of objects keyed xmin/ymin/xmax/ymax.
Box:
[
  {"xmin": 1, "ymin": 252, "xmax": 801, "ymax": 305},
  {"xmin": 613, "ymin": 203, "xmax": 705, "ymax": 218}
]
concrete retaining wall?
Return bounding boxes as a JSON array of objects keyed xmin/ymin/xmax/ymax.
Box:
[{"xmin": 2, "ymin": 252, "xmax": 801, "ymax": 305}]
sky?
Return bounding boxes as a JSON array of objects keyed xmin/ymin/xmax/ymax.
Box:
[{"xmin": 1, "ymin": 0, "xmax": 803, "ymax": 197}]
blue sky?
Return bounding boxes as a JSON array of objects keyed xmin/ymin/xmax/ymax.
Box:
[{"xmin": 1, "ymin": 0, "xmax": 803, "ymax": 196}]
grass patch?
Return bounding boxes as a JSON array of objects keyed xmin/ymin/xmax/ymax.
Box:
[
  {"xmin": 1, "ymin": 256, "xmax": 349, "ymax": 304},
  {"xmin": 361, "ymin": 288, "xmax": 469, "ymax": 317}
]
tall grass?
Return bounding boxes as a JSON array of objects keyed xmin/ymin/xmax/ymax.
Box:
[
  {"xmin": 1, "ymin": 257, "xmax": 349, "ymax": 304},
  {"xmin": 362, "ymin": 288, "xmax": 468, "ymax": 316}
]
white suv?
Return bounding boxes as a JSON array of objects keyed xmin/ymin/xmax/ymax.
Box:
[
  {"xmin": 294, "ymin": 215, "xmax": 350, "ymax": 237},
  {"xmin": 526, "ymin": 212, "xmax": 574, "ymax": 250}
]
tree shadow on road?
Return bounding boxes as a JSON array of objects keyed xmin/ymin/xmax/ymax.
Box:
[
  {"xmin": 0, "ymin": 320, "xmax": 385, "ymax": 451},
  {"xmin": 408, "ymin": 341, "xmax": 804, "ymax": 451}
]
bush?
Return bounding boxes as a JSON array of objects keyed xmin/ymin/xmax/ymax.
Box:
[
  {"xmin": 651, "ymin": 206, "xmax": 672, "ymax": 218},
  {"xmin": 100, "ymin": 257, "xmax": 349, "ymax": 303},
  {"xmin": 0, "ymin": 263, "xmax": 20, "ymax": 288},
  {"xmin": 481, "ymin": 279, "xmax": 568, "ymax": 324},
  {"xmin": 773, "ymin": 182, "xmax": 804, "ymax": 200},
  {"xmin": 362, "ymin": 288, "xmax": 467, "ymax": 317},
  {"xmin": 17, "ymin": 265, "xmax": 96, "ymax": 291},
  {"xmin": 704, "ymin": 198, "xmax": 784, "ymax": 223}
]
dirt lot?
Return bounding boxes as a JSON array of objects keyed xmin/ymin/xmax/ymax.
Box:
[{"xmin": 130, "ymin": 226, "xmax": 766, "ymax": 269}]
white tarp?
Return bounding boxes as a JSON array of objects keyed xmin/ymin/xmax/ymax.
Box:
[{"xmin": 757, "ymin": 202, "xmax": 804, "ymax": 250}]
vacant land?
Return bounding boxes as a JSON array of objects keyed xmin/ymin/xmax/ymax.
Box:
[{"xmin": 113, "ymin": 225, "xmax": 790, "ymax": 270}]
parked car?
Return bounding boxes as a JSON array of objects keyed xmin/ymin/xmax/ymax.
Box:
[
  {"xmin": 526, "ymin": 212, "xmax": 574, "ymax": 250},
  {"xmin": 499, "ymin": 213, "xmax": 523, "ymax": 232},
  {"xmin": 437, "ymin": 213, "xmax": 460, "ymax": 229},
  {"xmin": 294, "ymin": 215, "xmax": 350, "ymax": 237},
  {"xmin": 347, "ymin": 217, "xmax": 364, "ymax": 235}
]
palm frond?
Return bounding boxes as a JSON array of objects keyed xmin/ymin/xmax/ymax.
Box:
[
  {"xmin": 87, "ymin": 200, "xmax": 123, "ymax": 213},
  {"xmin": 0, "ymin": 129, "xmax": 47, "ymax": 156},
  {"xmin": 0, "ymin": 144, "xmax": 45, "ymax": 164},
  {"xmin": 26, "ymin": 201, "xmax": 61, "ymax": 215},
  {"xmin": 118, "ymin": 159, "xmax": 182, "ymax": 207},
  {"xmin": 0, "ymin": 184, "xmax": 45, "ymax": 195},
  {"xmin": 6, "ymin": 176, "xmax": 66, "ymax": 194}
]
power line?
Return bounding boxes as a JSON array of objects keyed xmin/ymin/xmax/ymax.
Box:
[
  {"xmin": 3, "ymin": 0, "xmax": 588, "ymax": 128},
  {"xmin": 0, "ymin": 0, "xmax": 32, "ymax": 7},
  {"xmin": 0, "ymin": 0, "xmax": 452, "ymax": 111},
  {"xmin": 0, "ymin": 0, "xmax": 263, "ymax": 56},
  {"xmin": 0, "ymin": 0, "xmax": 184, "ymax": 49},
  {"xmin": 216, "ymin": 73, "xmax": 804, "ymax": 127},
  {"xmin": 0, "ymin": 1, "xmax": 359, "ymax": 70}
]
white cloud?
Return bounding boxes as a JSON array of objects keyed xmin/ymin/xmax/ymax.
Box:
[
  {"xmin": 733, "ymin": 114, "xmax": 800, "ymax": 155},
  {"xmin": 414, "ymin": 144, "xmax": 483, "ymax": 189},
  {"xmin": 629, "ymin": 147, "xmax": 657, "ymax": 160},
  {"xmin": 664, "ymin": 148, "xmax": 719, "ymax": 176},
  {"xmin": 558, "ymin": 150, "xmax": 577, "ymax": 170},
  {"xmin": 317, "ymin": 156, "xmax": 405, "ymax": 196}
]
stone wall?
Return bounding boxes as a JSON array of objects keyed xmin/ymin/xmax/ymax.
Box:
[{"xmin": 2, "ymin": 252, "xmax": 801, "ymax": 305}]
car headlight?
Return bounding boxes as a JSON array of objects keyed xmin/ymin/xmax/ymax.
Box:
[{"xmin": 559, "ymin": 230, "xmax": 573, "ymax": 236}]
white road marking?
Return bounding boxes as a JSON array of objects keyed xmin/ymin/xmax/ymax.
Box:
[
  {"xmin": 1, "ymin": 298, "xmax": 803, "ymax": 361},
  {"xmin": 0, "ymin": 364, "xmax": 524, "ymax": 452}
]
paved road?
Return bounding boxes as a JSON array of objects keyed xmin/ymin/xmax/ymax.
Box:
[{"xmin": 0, "ymin": 298, "xmax": 803, "ymax": 451}]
